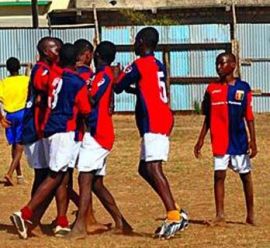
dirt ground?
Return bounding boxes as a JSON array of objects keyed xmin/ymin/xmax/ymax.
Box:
[{"xmin": 0, "ymin": 114, "xmax": 269, "ymax": 248}]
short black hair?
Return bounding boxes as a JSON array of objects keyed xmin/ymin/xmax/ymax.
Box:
[
  {"xmin": 6, "ymin": 57, "xmax": 20, "ymax": 73},
  {"xmin": 74, "ymin": 39, "xmax": 94, "ymax": 56},
  {"xmin": 136, "ymin": 27, "xmax": 159, "ymax": 49},
  {"xmin": 216, "ymin": 52, "xmax": 236, "ymax": 63},
  {"xmin": 59, "ymin": 43, "xmax": 77, "ymax": 67},
  {"xmin": 54, "ymin": 37, "xmax": 64, "ymax": 47},
  {"xmin": 37, "ymin": 36, "xmax": 55, "ymax": 57},
  {"xmin": 95, "ymin": 41, "xmax": 116, "ymax": 65}
]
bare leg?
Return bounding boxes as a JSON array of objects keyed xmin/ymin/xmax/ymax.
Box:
[
  {"xmin": 92, "ymin": 176, "xmax": 132, "ymax": 234},
  {"xmin": 29, "ymin": 168, "xmax": 55, "ymax": 236},
  {"xmin": 67, "ymin": 168, "xmax": 80, "ymax": 207},
  {"xmin": 67, "ymin": 168, "xmax": 106, "ymax": 233},
  {"xmin": 55, "ymin": 171, "xmax": 69, "ymax": 226},
  {"xmin": 5, "ymin": 144, "xmax": 24, "ymax": 185},
  {"xmin": 66, "ymin": 172, "xmax": 92, "ymax": 239},
  {"xmin": 239, "ymin": 172, "xmax": 255, "ymax": 225},
  {"xmin": 138, "ymin": 160, "xmax": 176, "ymax": 212},
  {"xmin": 208, "ymin": 170, "xmax": 226, "ymax": 226},
  {"xmin": 26, "ymin": 171, "xmax": 64, "ymax": 212}
]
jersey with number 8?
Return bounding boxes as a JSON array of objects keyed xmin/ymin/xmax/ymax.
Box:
[
  {"xmin": 44, "ymin": 68, "xmax": 91, "ymax": 138},
  {"xmin": 115, "ymin": 54, "xmax": 173, "ymax": 137}
]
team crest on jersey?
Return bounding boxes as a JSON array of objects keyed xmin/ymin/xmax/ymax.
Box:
[
  {"xmin": 235, "ymin": 90, "xmax": 244, "ymax": 101},
  {"xmin": 124, "ymin": 65, "xmax": 132, "ymax": 74},
  {"xmin": 41, "ymin": 69, "xmax": 49, "ymax": 76},
  {"xmin": 97, "ymin": 78, "xmax": 106, "ymax": 87}
]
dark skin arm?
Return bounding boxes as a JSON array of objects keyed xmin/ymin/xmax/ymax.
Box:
[
  {"xmin": 194, "ymin": 117, "xmax": 209, "ymax": 158},
  {"xmin": 0, "ymin": 110, "xmax": 11, "ymax": 128},
  {"xmin": 246, "ymin": 120, "xmax": 257, "ymax": 158}
]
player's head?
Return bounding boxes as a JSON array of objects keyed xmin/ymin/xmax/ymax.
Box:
[
  {"xmin": 216, "ymin": 52, "xmax": 236, "ymax": 78},
  {"xmin": 59, "ymin": 43, "xmax": 77, "ymax": 68},
  {"xmin": 74, "ymin": 39, "xmax": 94, "ymax": 66},
  {"xmin": 54, "ymin": 37, "xmax": 64, "ymax": 50},
  {"xmin": 37, "ymin": 36, "xmax": 59, "ymax": 63},
  {"xmin": 134, "ymin": 27, "xmax": 159, "ymax": 56},
  {"xmin": 6, "ymin": 57, "xmax": 20, "ymax": 74},
  {"xmin": 94, "ymin": 41, "xmax": 116, "ymax": 67}
]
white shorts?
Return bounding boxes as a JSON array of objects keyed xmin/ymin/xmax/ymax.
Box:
[
  {"xmin": 77, "ymin": 133, "xmax": 109, "ymax": 176},
  {"xmin": 214, "ymin": 154, "xmax": 251, "ymax": 174},
  {"xmin": 68, "ymin": 141, "xmax": 82, "ymax": 169},
  {"xmin": 47, "ymin": 132, "xmax": 76, "ymax": 172},
  {"xmin": 24, "ymin": 138, "xmax": 49, "ymax": 169},
  {"xmin": 140, "ymin": 133, "xmax": 170, "ymax": 162}
]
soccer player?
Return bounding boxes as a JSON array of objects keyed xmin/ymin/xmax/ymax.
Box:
[
  {"xmin": 10, "ymin": 43, "xmax": 91, "ymax": 239},
  {"xmin": 0, "ymin": 57, "xmax": 29, "ymax": 186},
  {"xmin": 72, "ymin": 38, "xmax": 111, "ymax": 233},
  {"xmin": 74, "ymin": 38, "xmax": 94, "ymax": 84},
  {"xmin": 21, "ymin": 37, "xmax": 61, "ymax": 236},
  {"xmin": 67, "ymin": 41, "xmax": 132, "ymax": 239},
  {"xmin": 114, "ymin": 27, "xmax": 188, "ymax": 239},
  {"xmin": 194, "ymin": 52, "xmax": 257, "ymax": 226}
]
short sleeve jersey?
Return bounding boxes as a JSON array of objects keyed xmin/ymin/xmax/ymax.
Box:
[
  {"xmin": 44, "ymin": 68, "xmax": 91, "ymax": 138},
  {"xmin": 76, "ymin": 65, "xmax": 94, "ymax": 141},
  {"xmin": 86, "ymin": 65, "xmax": 115, "ymax": 150},
  {"xmin": 22, "ymin": 61, "xmax": 57, "ymax": 144},
  {"xmin": 0, "ymin": 75, "xmax": 29, "ymax": 113},
  {"xmin": 114, "ymin": 54, "xmax": 173, "ymax": 137},
  {"xmin": 202, "ymin": 79, "xmax": 254, "ymax": 156}
]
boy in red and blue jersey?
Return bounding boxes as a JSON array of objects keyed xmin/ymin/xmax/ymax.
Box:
[
  {"xmin": 70, "ymin": 39, "xmax": 110, "ymax": 234},
  {"xmin": 68, "ymin": 41, "xmax": 132, "ymax": 239},
  {"xmin": 74, "ymin": 38, "xmax": 94, "ymax": 86},
  {"xmin": 11, "ymin": 43, "xmax": 91, "ymax": 239},
  {"xmin": 21, "ymin": 37, "xmax": 62, "ymax": 236},
  {"xmin": 114, "ymin": 27, "xmax": 188, "ymax": 239},
  {"xmin": 194, "ymin": 52, "xmax": 257, "ymax": 226}
]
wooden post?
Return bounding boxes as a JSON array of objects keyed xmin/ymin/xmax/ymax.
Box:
[
  {"xmin": 31, "ymin": 0, "xmax": 39, "ymax": 28},
  {"xmin": 231, "ymin": 2, "xmax": 241, "ymax": 78},
  {"xmin": 93, "ymin": 3, "xmax": 100, "ymax": 46},
  {"xmin": 163, "ymin": 48, "xmax": 171, "ymax": 105}
]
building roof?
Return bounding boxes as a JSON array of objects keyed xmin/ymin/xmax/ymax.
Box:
[{"xmin": 76, "ymin": 0, "xmax": 270, "ymax": 9}]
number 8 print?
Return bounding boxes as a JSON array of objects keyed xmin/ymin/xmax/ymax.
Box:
[{"xmin": 48, "ymin": 77, "xmax": 63, "ymax": 109}]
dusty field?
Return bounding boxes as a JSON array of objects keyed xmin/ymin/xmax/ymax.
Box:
[{"xmin": 0, "ymin": 114, "xmax": 269, "ymax": 248}]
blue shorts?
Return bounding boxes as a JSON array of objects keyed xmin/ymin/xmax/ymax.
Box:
[{"xmin": 5, "ymin": 109, "xmax": 25, "ymax": 145}]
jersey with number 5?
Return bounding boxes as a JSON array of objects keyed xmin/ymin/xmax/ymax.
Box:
[
  {"xmin": 114, "ymin": 54, "xmax": 173, "ymax": 136},
  {"xmin": 44, "ymin": 68, "xmax": 91, "ymax": 138}
]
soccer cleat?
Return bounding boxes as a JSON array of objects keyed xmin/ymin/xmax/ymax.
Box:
[
  {"xmin": 154, "ymin": 209, "xmax": 189, "ymax": 239},
  {"xmin": 179, "ymin": 209, "xmax": 189, "ymax": 231},
  {"xmin": 54, "ymin": 225, "xmax": 71, "ymax": 237},
  {"xmin": 10, "ymin": 211, "xmax": 30, "ymax": 239}
]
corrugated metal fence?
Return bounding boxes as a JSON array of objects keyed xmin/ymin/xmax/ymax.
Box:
[
  {"xmin": 237, "ymin": 24, "xmax": 270, "ymax": 112},
  {"xmin": 102, "ymin": 24, "xmax": 230, "ymax": 111},
  {"xmin": 0, "ymin": 27, "xmax": 95, "ymax": 79},
  {"xmin": 0, "ymin": 24, "xmax": 269, "ymax": 112}
]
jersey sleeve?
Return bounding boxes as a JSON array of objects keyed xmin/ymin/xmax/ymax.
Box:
[
  {"xmin": 114, "ymin": 63, "xmax": 140, "ymax": 94},
  {"xmin": 202, "ymin": 89, "xmax": 210, "ymax": 117},
  {"xmin": 75, "ymin": 84, "xmax": 91, "ymax": 115},
  {"xmin": 245, "ymin": 90, "xmax": 254, "ymax": 121},
  {"xmin": 32, "ymin": 65, "xmax": 50, "ymax": 91},
  {"xmin": 90, "ymin": 73, "xmax": 110, "ymax": 106}
]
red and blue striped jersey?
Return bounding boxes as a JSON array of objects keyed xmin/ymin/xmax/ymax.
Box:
[
  {"xmin": 76, "ymin": 65, "xmax": 93, "ymax": 87},
  {"xmin": 87, "ymin": 65, "xmax": 114, "ymax": 150},
  {"xmin": 114, "ymin": 54, "xmax": 173, "ymax": 137},
  {"xmin": 75, "ymin": 65, "xmax": 94, "ymax": 141},
  {"xmin": 202, "ymin": 79, "xmax": 254, "ymax": 156},
  {"xmin": 22, "ymin": 62, "xmax": 61, "ymax": 144},
  {"xmin": 44, "ymin": 68, "xmax": 91, "ymax": 138}
]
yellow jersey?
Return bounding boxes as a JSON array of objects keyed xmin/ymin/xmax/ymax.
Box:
[{"xmin": 0, "ymin": 75, "xmax": 29, "ymax": 113}]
